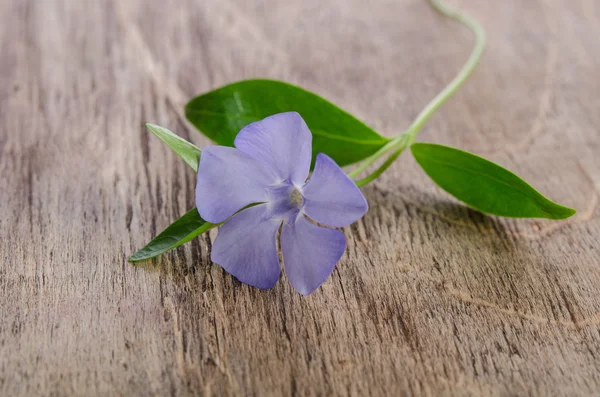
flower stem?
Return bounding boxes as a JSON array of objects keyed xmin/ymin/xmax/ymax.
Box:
[
  {"xmin": 349, "ymin": 0, "xmax": 487, "ymax": 185},
  {"xmin": 347, "ymin": 137, "xmax": 404, "ymax": 178},
  {"xmin": 355, "ymin": 146, "xmax": 405, "ymax": 187},
  {"xmin": 405, "ymin": 0, "xmax": 487, "ymax": 140}
]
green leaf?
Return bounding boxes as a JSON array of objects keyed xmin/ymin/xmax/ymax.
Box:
[
  {"xmin": 128, "ymin": 208, "xmax": 214, "ymax": 262},
  {"xmin": 146, "ymin": 123, "xmax": 201, "ymax": 172},
  {"xmin": 410, "ymin": 143, "xmax": 576, "ymax": 219},
  {"xmin": 185, "ymin": 79, "xmax": 391, "ymax": 167}
]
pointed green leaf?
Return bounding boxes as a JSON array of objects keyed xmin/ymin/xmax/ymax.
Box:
[
  {"xmin": 128, "ymin": 208, "xmax": 214, "ymax": 262},
  {"xmin": 146, "ymin": 123, "xmax": 201, "ymax": 172},
  {"xmin": 185, "ymin": 79, "xmax": 391, "ymax": 167},
  {"xmin": 410, "ymin": 143, "xmax": 576, "ymax": 219}
]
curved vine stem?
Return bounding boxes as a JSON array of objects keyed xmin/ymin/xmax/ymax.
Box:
[
  {"xmin": 347, "ymin": 137, "xmax": 403, "ymax": 179},
  {"xmin": 350, "ymin": 0, "xmax": 487, "ymax": 185},
  {"xmin": 355, "ymin": 146, "xmax": 405, "ymax": 187},
  {"xmin": 405, "ymin": 0, "xmax": 487, "ymax": 139}
]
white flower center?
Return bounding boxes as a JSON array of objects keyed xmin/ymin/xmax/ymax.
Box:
[{"xmin": 290, "ymin": 188, "xmax": 304, "ymax": 207}]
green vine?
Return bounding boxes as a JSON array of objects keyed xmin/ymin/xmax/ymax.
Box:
[{"xmin": 349, "ymin": 0, "xmax": 487, "ymax": 185}]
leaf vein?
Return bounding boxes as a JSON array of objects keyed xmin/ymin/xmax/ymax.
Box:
[{"xmin": 187, "ymin": 108, "xmax": 389, "ymax": 145}]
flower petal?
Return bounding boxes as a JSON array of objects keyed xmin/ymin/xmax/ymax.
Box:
[
  {"xmin": 281, "ymin": 216, "xmax": 346, "ymax": 295},
  {"xmin": 211, "ymin": 204, "xmax": 281, "ymax": 289},
  {"xmin": 196, "ymin": 146, "xmax": 276, "ymax": 223},
  {"xmin": 302, "ymin": 153, "xmax": 368, "ymax": 227},
  {"xmin": 234, "ymin": 112, "xmax": 312, "ymax": 185}
]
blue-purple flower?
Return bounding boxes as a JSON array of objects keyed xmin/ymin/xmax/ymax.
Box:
[{"xmin": 196, "ymin": 112, "xmax": 368, "ymax": 295}]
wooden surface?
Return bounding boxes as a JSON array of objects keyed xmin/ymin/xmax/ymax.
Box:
[{"xmin": 1, "ymin": 0, "xmax": 599, "ymax": 395}]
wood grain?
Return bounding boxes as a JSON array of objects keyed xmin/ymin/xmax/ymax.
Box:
[{"xmin": 1, "ymin": 0, "xmax": 599, "ymax": 395}]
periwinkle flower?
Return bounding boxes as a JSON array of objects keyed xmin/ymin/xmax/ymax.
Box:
[{"xmin": 196, "ymin": 112, "xmax": 368, "ymax": 295}]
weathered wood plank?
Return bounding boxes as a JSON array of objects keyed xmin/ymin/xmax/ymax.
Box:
[{"xmin": 1, "ymin": 0, "xmax": 599, "ymax": 395}]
